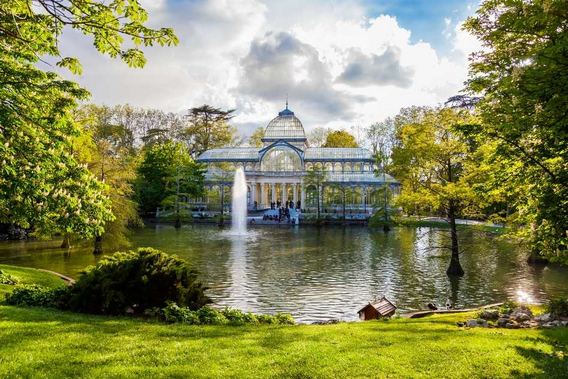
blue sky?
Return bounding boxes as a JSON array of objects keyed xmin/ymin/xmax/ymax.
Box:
[{"xmin": 365, "ymin": 0, "xmax": 477, "ymax": 50}]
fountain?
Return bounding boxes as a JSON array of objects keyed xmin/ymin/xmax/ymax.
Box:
[{"xmin": 231, "ymin": 167, "xmax": 247, "ymax": 235}]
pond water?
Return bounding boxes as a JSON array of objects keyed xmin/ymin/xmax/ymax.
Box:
[{"xmin": 1, "ymin": 224, "xmax": 567, "ymax": 323}]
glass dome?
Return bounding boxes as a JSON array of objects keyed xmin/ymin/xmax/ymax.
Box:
[
  {"xmin": 261, "ymin": 147, "xmax": 302, "ymax": 171},
  {"xmin": 263, "ymin": 106, "xmax": 306, "ymax": 140}
]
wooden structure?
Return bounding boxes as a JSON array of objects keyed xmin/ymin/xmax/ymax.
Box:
[{"xmin": 358, "ymin": 296, "xmax": 397, "ymax": 320}]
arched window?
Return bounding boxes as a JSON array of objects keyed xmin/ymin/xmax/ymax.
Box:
[{"xmin": 261, "ymin": 147, "xmax": 302, "ymax": 171}]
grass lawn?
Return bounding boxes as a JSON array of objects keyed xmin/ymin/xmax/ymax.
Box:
[{"xmin": 0, "ymin": 265, "xmax": 566, "ymax": 378}]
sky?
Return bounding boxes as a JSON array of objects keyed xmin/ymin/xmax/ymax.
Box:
[{"xmin": 51, "ymin": 0, "xmax": 482, "ymax": 137}]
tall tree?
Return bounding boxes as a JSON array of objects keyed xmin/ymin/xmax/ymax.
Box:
[
  {"xmin": 135, "ymin": 141, "xmax": 204, "ymax": 216},
  {"xmin": 183, "ymin": 105, "xmax": 237, "ymax": 158},
  {"xmin": 0, "ymin": 1, "xmax": 177, "ymax": 239},
  {"xmin": 391, "ymin": 107, "xmax": 479, "ymax": 277},
  {"xmin": 323, "ymin": 130, "xmax": 359, "ymax": 148},
  {"xmin": 464, "ymin": 0, "xmax": 568, "ymax": 263},
  {"xmin": 73, "ymin": 105, "xmax": 142, "ymax": 253},
  {"xmin": 248, "ymin": 127, "xmax": 265, "ymax": 147}
]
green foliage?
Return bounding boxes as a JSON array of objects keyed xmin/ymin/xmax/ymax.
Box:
[
  {"xmin": 546, "ymin": 298, "xmax": 568, "ymax": 319},
  {"xmin": 248, "ymin": 127, "xmax": 265, "ymax": 148},
  {"xmin": 182, "ymin": 105, "xmax": 238, "ymax": 158},
  {"xmin": 135, "ymin": 141, "xmax": 204, "ymax": 215},
  {"xmin": 0, "ymin": 270, "xmax": 18, "ymax": 285},
  {"xmin": 66, "ymin": 248, "xmax": 211, "ymax": 315},
  {"xmin": 304, "ymin": 167, "xmax": 327, "ymax": 219},
  {"xmin": 5, "ymin": 284, "xmax": 68, "ymax": 308},
  {"xmin": 499, "ymin": 301, "xmax": 520, "ymax": 315},
  {"xmin": 0, "ymin": 1, "xmax": 176, "ymax": 239},
  {"xmin": 463, "ymin": 1, "xmax": 568, "ymax": 263},
  {"xmin": 156, "ymin": 304, "xmax": 294, "ymax": 326},
  {"xmin": 323, "ymin": 130, "xmax": 358, "ymax": 148}
]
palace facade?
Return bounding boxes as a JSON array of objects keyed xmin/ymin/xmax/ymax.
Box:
[{"xmin": 196, "ymin": 104, "xmax": 398, "ymax": 214}]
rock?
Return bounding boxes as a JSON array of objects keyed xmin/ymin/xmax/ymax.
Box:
[
  {"xmin": 479, "ymin": 310, "xmax": 499, "ymax": 321},
  {"xmin": 505, "ymin": 320, "xmax": 520, "ymax": 329},
  {"xmin": 497, "ymin": 318, "xmax": 509, "ymax": 327},
  {"xmin": 511, "ymin": 311, "xmax": 531, "ymax": 322},
  {"xmin": 512, "ymin": 306, "xmax": 533, "ymax": 318},
  {"xmin": 476, "ymin": 319, "xmax": 488, "ymax": 327},
  {"xmin": 466, "ymin": 319, "xmax": 478, "ymax": 327},
  {"xmin": 535, "ymin": 313, "xmax": 551, "ymax": 323},
  {"xmin": 542, "ymin": 322, "xmax": 556, "ymax": 328},
  {"xmin": 560, "ymin": 321, "xmax": 568, "ymax": 327},
  {"xmin": 456, "ymin": 322, "xmax": 465, "ymax": 327}
]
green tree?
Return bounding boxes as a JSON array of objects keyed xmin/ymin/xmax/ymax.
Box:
[
  {"xmin": 391, "ymin": 107, "xmax": 479, "ymax": 276},
  {"xmin": 304, "ymin": 167, "xmax": 328, "ymax": 220},
  {"xmin": 135, "ymin": 142, "xmax": 204, "ymax": 216},
  {"xmin": 183, "ymin": 105, "xmax": 238, "ymax": 158},
  {"xmin": 0, "ymin": 1, "xmax": 177, "ymax": 239},
  {"xmin": 248, "ymin": 127, "xmax": 265, "ymax": 147},
  {"xmin": 73, "ymin": 105, "xmax": 143, "ymax": 253},
  {"xmin": 323, "ymin": 130, "xmax": 359, "ymax": 148},
  {"xmin": 463, "ymin": 0, "xmax": 567, "ymax": 264}
]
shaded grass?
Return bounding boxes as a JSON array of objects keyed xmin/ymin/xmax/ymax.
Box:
[{"xmin": 0, "ymin": 266, "xmax": 566, "ymax": 378}]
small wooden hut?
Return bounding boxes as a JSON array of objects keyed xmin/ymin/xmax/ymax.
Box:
[{"xmin": 358, "ymin": 296, "xmax": 397, "ymax": 320}]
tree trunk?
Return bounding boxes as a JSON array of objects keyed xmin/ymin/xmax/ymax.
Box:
[
  {"xmin": 60, "ymin": 233, "xmax": 71, "ymax": 249},
  {"xmin": 446, "ymin": 202, "xmax": 464, "ymax": 277},
  {"xmin": 93, "ymin": 235, "xmax": 103, "ymax": 255},
  {"xmin": 175, "ymin": 216, "xmax": 182, "ymax": 229}
]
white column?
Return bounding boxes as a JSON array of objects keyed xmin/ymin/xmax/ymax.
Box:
[
  {"xmin": 300, "ymin": 183, "xmax": 306, "ymax": 210},
  {"xmin": 283, "ymin": 183, "xmax": 288, "ymax": 204},
  {"xmin": 293, "ymin": 184, "xmax": 298, "ymax": 204},
  {"xmin": 251, "ymin": 182, "xmax": 256, "ymax": 207},
  {"xmin": 271, "ymin": 183, "xmax": 276, "ymax": 202}
]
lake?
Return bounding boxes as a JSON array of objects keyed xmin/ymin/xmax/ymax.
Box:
[{"xmin": 1, "ymin": 224, "xmax": 567, "ymax": 323}]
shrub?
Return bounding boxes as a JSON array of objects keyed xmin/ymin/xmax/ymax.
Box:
[
  {"xmin": 160, "ymin": 302, "xmax": 200, "ymax": 324},
  {"xmin": 66, "ymin": 248, "xmax": 211, "ymax": 315},
  {"xmin": 221, "ymin": 308, "xmax": 260, "ymax": 325},
  {"xmin": 275, "ymin": 313, "xmax": 295, "ymax": 325},
  {"xmin": 499, "ymin": 300, "xmax": 519, "ymax": 315},
  {"xmin": 546, "ymin": 297, "xmax": 568, "ymax": 318},
  {"xmin": 196, "ymin": 306, "xmax": 228, "ymax": 325},
  {"xmin": 256, "ymin": 314, "xmax": 277, "ymax": 324},
  {"xmin": 0, "ymin": 270, "xmax": 18, "ymax": 285},
  {"xmin": 5, "ymin": 284, "xmax": 69, "ymax": 307}
]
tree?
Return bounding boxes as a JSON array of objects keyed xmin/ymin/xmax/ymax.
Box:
[
  {"xmin": 464, "ymin": 0, "xmax": 567, "ymax": 264},
  {"xmin": 391, "ymin": 107, "xmax": 479, "ymax": 277},
  {"xmin": 304, "ymin": 167, "xmax": 327, "ymax": 220},
  {"xmin": 73, "ymin": 105, "xmax": 143, "ymax": 253},
  {"xmin": 307, "ymin": 127, "xmax": 331, "ymax": 147},
  {"xmin": 183, "ymin": 105, "xmax": 237, "ymax": 158},
  {"xmin": 0, "ymin": 1, "xmax": 177, "ymax": 239},
  {"xmin": 366, "ymin": 119, "xmax": 396, "ymax": 159},
  {"xmin": 135, "ymin": 141, "xmax": 204, "ymax": 216},
  {"xmin": 248, "ymin": 127, "xmax": 265, "ymax": 147},
  {"xmin": 323, "ymin": 130, "xmax": 358, "ymax": 148}
]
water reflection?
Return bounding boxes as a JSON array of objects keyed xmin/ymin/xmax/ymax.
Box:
[{"xmin": 0, "ymin": 225, "xmax": 567, "ymax": 323}]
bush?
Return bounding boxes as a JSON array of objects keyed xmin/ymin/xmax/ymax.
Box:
[
  {"xmin": 153, "ymin": 304, "xmax": 294, "ymax": 326},
  {"xmin": 0, "ymin": 270, "xmax": 18, "ymax": 285},
  {"xmin": 546, "ymin": 297, "xmax": 568, "ymax": 318},
  {"xmin": 66, "ymin": 248, "xmax": 211, "ymax": 315},
  {"xmin": 196, "ymin": 306, "xmax": 228, "ymax": 325},
  {"xmin": 221, "ymin": 308, "xmax": 259, "ymax": 325},
  {"xmin": 499, "ymin": 300, "xmax": 519, "ymax": 315},
  {"xmin": 160, "ymin": 302, "xmax": 200, "ymax": 324},
  {"xmin": 5, "ymin": 284, "xmax": 68, "ymax": 307}
]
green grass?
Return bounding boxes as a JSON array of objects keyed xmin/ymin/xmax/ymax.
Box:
[{"xmin": 0, "ymin": 265, "xmax": 566, "ymax": 378}]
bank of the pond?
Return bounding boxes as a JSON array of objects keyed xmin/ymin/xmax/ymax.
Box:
[{"xmin": 0, "ymin": 265, "xmax": 567, "ymax": 378}]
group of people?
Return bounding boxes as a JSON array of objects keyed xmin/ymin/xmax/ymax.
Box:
[
  {"xmin": 262, "ymin": 199, "xmax": 301, "ymax": 224},
  {"xmin": 269, "ymin": 200, "xmax": 300, "ymax": 210}
]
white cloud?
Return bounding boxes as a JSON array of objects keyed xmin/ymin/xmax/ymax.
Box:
[{"xmin": 52, "ymin": 0, "xmax": 478, "ymax": 137}]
